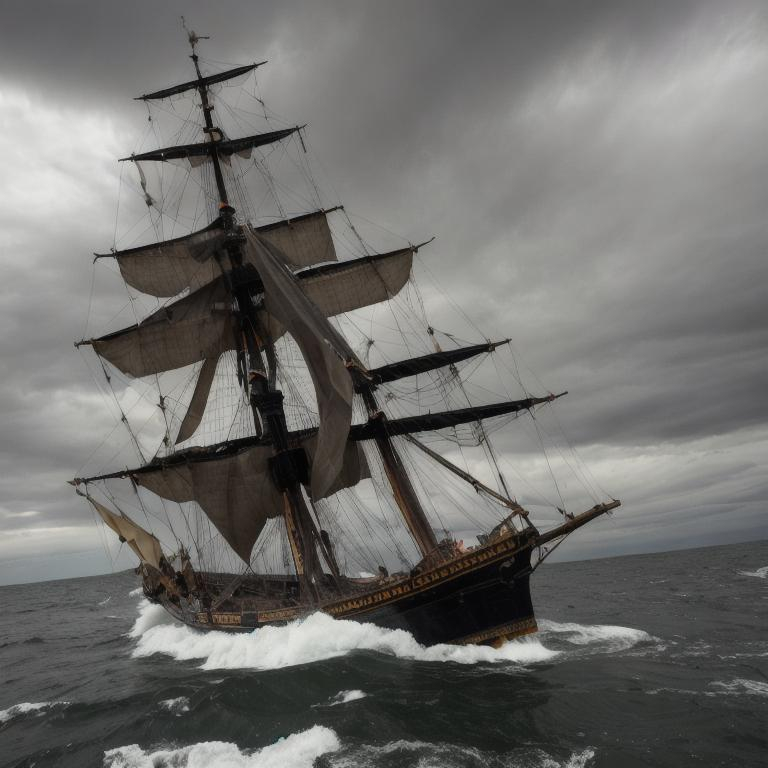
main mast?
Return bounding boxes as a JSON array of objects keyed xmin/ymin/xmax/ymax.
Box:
[
  {"xmin": 182, "ymin": 30, "xmax": 334, "ymax": 597},
  {"xmin": 178, "ymin": 30, "xmax": 442, "ymax": 572}
]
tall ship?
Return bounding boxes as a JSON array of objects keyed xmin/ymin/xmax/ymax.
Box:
[{"xmin": 71, "ymin": 29, "xmax": 620, "ymax": 647}]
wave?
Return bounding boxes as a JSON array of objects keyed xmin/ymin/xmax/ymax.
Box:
[
  {"xmin": 129, "ymin": 602, "xmax": 556, "ymax": 671},
  {"xmin": 0, "ymin": 700, "xmax": 70, "ymax": 725},
  {"xmin": 158, "ymin": 696, "xmax": 190, "ymax": 715},
  {"xmin": 539, "ymin": 620, "xmax": 653, "ymax": 653},
  {"xmin": 0, "ymin": 636, "xmax": 47, "ymax": 649},
  {"xmin": 128, "ymin": 602, "xmax": 174, "ymax": 638},
  {"xmin": 324, "ymin": 739, "xmax": 595, "ymax": 768},
  {"xmin": 103, "ymin": 724, "xmax": 339, "ymax": 768},
  {"xmin": 648, "ymin": 678, "xmax": 768, "ymax": 698},
  {"xmin": 739, "ymin": 565, "xmax": 768, "ymax": 579},
  {"xmin": 128, "ymin": 587, "xmax": 144, "ymax": 597},
  {"xmin": 327, "ymin": 689, "xmax": 367, "ymax": 706},
  {"xmin": 709, "ymin": 678, "xmax": 768, "ymax": 697}
]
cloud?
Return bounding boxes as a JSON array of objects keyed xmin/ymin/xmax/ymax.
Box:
[{"xmin": 0, "ymin": 1, "xmax": 766, "ymax": 584}]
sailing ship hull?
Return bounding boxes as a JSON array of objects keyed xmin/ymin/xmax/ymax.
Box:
[
  {"xmin": 334, "ymin": 548, "xmax": 536, "ymax": 646},
  {"xmin": 148, "ymin": 532, "xmax": 538, "ymax": 647}
]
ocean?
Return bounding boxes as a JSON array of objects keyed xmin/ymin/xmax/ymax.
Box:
[{"xmin": 1, "ymin": 539, "xmax": 766, "ymax": 768}]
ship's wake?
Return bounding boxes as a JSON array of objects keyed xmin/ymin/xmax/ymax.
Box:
[
  {"xmin": 103, "ymin": 725, "xmax": 340, "ymax": 768},
  {"xmin": 127, "ymin": 601, "xmax": 650, "ymax": 671}
]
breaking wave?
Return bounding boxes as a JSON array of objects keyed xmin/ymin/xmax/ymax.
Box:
[
  {"xmin": 128, "ymin": 603, "xmax": 652, "ymax": 672},
  {"xmin": 327, "ymin": 689, "xmax": 367, "ymax": 706},
  {"xmin": 103, "ymin": 725, "xmax": 340, "ymax": 768},
  {"xmin": 539, "ymin": 620, "xmax": 654, "ymax": 653},
  {"xmin": 326, "ymin": 739, "xmax": 595, "ymax": 768},
  {"xmin": 709, "ymin": 678, "xmax": 768, "ymax": 697},
  {"xmin": 158, "ymin": 696, "xmax": 190, "ymax": 715},
  {"xmin": 0, "ymin": 701, "xmax": 70, "ymax": 725},
  {"xmin": 128, "ymin": 602, "xmax": 556, "ymax": 670},
  {"xmin": 739, "ymin": 565, "xmax": 768, "ymax": 579}
]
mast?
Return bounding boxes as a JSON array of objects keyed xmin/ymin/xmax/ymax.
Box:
[
  {"xmin": 183, "ymin": 29, "xmax": 327, "ymax": 596},
  {"xmin": 189, "ymin": 41, "xmax": 230, "ymax": 207},
  {"xmin": 356, "ymin": 384, "xmax": 439, "ymax": 558}
]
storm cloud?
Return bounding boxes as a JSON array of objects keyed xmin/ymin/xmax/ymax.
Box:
[{"xmin": 0, "ymin": 0, "xmax": 766, "ymax": 584}]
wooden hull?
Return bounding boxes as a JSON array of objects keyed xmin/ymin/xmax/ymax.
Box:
[{"xmin": 150, "ymin": 529, "xmax": 539, "ymax": 647}]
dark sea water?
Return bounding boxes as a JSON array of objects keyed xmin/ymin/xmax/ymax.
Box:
[{"xmin": 1, "ymin": 540, "xmax": 766, "ymax": 768}]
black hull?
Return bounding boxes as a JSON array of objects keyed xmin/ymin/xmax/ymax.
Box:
[
  {"xmin": 344, "ymin": 548, "xmax": 535, "ymax": 645},
  {"xmin": 152, "ymin": 535, "xmax": 538, "ymax": 646}
]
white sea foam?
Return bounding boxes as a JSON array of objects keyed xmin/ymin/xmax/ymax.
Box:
[
  {"xmin": 539, "ymin": 620, "xmax": 652, "ymax": 652},
  {"xmin": 98, "ymin": 596, "xmax": 112, "ymax": 607},
  {"xmin": 327, "ymin": 689, "xmax": 366, "ymax": 706},
  {"xmin": 739, "ymin": 565, "xmax": 768, "ymax": 579},
  {"xmin": 158, "ymin": 696, "xmax": 190, "ymax": 715},
  {"xmin": 128, "ymin": 587, "xmax": 144, "ymax": 598},
  {"xmin": 328, "ymin": 739, "xmax": 594, "ymax": 768},
  {"xmin": 103, "ymin": 725, "xmax": 339, "ymax": 768},
  {"xmin": 129, "ymin": 605, "xmax": 557, "ymax": 671},
  {"xmin": 709, "ymin": 678, "xmax": 768, "ymax": 697},
  {"xmin": 0, "ymin": 701, "xmax": 70, "ymax": 724},
  {"xmin": 328, "ymin": 738, "xmax": 483, "ymax": 767},
  {"xmin": 561, "ymin": 748, "xmax": 596, "ymax": 768},
  {"xmin": 128, "ymin": 601, "xmax": 175, "ymax": 638}
]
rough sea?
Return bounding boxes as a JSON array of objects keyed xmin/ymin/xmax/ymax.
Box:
[{"xmin": 1, "ymin": 539, "xmax": 766, "ymax": 768}]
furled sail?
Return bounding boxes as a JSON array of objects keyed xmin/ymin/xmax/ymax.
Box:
[
  {"xmin": 136, "ymin": 62, "xmax": 266, "ymax": 101},
  {"xmin": 97, "ymin": 210, "xmax": 339, "ymax": 299},
  {"xmin": 245, "ymin": 228, "xmax": 357, "ymax": 500},
  {"xmin": 122, "ymin": 127, "xmax": 300, "ymax": 164},
  {"xmin": 359, "ymin": 340, "xmax": 509, "ymax": 390},
  {"xmin": 85, "ymin": 494, "xmax": 163, "ymax": 569},
  {"xmin": 79, "ymin": 395, "xmax": 561, "ymax": 473},
  {"xmin": 349, "ymin": 395, "xmax": 565, "ymax": 440}
]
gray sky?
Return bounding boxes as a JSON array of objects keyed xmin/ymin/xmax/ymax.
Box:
[{"xmin": 0, "ymin": 0, "xmax": 766, "ymax": 585}]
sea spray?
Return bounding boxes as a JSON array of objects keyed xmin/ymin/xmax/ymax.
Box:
[
  {"xmin": 129, "ymin": 603, "xmax": 557, "ymax": 670},
  {"xmin": 158, "ymin": 696, "xmax": 190, "ymax": 715}
]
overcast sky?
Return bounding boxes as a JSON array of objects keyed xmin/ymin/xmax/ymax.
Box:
[{"xmin": 0, "ymin": 0, "xmax": 766, "ymax": 585}]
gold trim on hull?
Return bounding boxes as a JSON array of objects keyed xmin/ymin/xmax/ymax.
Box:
[{"xmin": 457, "ymin": 616, "xmax": 538, "ymax": 646}]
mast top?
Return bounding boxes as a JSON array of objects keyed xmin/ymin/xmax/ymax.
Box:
[{"xmin": 181, "ymin": 16, "xmax": 209, "ymax": 53}]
